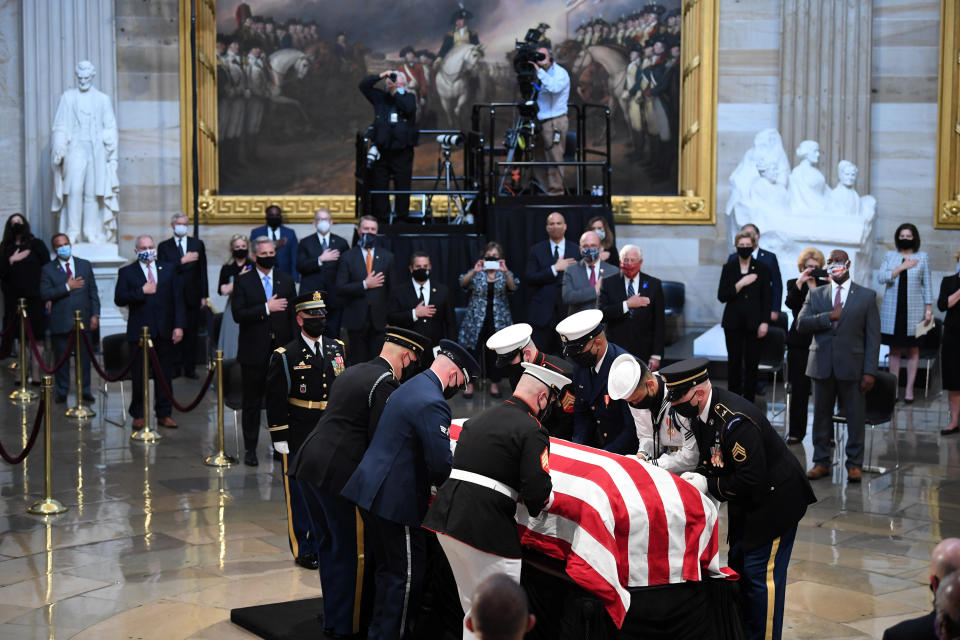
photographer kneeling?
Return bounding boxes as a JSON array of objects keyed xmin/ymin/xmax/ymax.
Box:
[
  {"xmin": 531, "ymin": 47, "xmax": 570, "ymax": 195},
  {"xmin": 360, "ymin": 70, "xmax": 419, "ymax": 224}
]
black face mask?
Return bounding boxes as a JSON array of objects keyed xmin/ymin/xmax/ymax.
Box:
[
  {"xmin": 736, "ymin": 246, "xmax": 753, "ymax": 259},
  {"xmin": 301, "ymin": 317, "xmax": 326, "ymax": 338},
  {"xmin": 673, "ymin": 395, "xmax": 700, "ymax": 419},
  {"xmin": 232, "ymin": 248, "xmax": 248, "ymax": 260},
  {"xmin": 895, "ymin": 237, "xmax": 914, "ymax": 251},
  {"xmin": 412, "ymin": 268, "xmax": 430, "ymax": 283},
  {"xmin": 538, "ymin": 392, "xmax": 556, "ymax": 423},
  {"xmin": 266, "ymin": 216, "xmax": 282, "ymax": 230},
  {"xmin": 10, "ymin": 222, "xmax": 25, "ymax": 236},
  {"xmin": 443, "ymin": 383, "xmax": 461, "ymax": 400},
  {"xmin": 256, "ymin": 255, "xmax": 276, "ymax": 270},
  {"xmin": 571, "ymin": 347, "xmax": 597, "ymax": 369},
  {"xmin": 630, "ymin": 386, "xmax": 658, "ymax": 410},
  {"xmin": 400, "ymin": 356, "xmax": 421, "ymax": 382},
  {"xmin": 359, "ymin": 233, "xmax": 377, "ymax": 249}
]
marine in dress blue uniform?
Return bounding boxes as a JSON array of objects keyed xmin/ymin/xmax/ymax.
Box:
[
  {"xmin": 662, "ymin": 358, "xmax": 816, "ymax": 640},
  {"xmin": 341, "ymin": 339, "xmax": 480, "ymax": 640},
  {"xmin": 556, "ymin": 309, "xmax": 639, "ymax": 454},
  {"xmin": 265, "ymin": 291, "xmax": 345, "ymax": 571}
]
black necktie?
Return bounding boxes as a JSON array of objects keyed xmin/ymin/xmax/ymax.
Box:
[
  {"xmin": 321, "ymin": 237, "xmax": 327, "ymax": 251},
  {"xmin": 418, "ymin": 286, "xmax": 425, "ymax": 303},
  {"xmin": 553, "ymin": 245, "xmax": 559, "ymax": 261},
  {"xmin": 178, "ymin": 239, "xmax": 185, "ymax": 257}
]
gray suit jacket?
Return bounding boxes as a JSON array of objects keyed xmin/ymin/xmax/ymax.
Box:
[
  {"xmin": 561, "ymin": 259, "xmax": 618, "ymax": 317},
  {"xmin": 39, "ymin": 258, "xmax": 101, "ymax": 335},
  {"xmin": 797, "ymin": 281, "xmax": 880, "ymax": 381}
]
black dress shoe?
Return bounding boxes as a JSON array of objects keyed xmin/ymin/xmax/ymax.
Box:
[
  {"xmin": 244, "ymin": 450, "xmax": 259, "ymax": 467},
  {"xmin": 54, "ymin": 393, "xmax": 67, "ymax": 404},
  {"xmin": 82, "ymin": 393, "xmax": 96, "ymax": 404},
  {"xmin": 295, "ymin": 554, "xmax": 319, "ymax": 570},
  {"xmin": 942, "ymin": 426, "xmax": 959, "ymax": 436}
]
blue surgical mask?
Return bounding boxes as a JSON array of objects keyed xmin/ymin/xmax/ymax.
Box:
[
  {"xmin": 397, "ymin": 87, "xmax": 406, "ymax": 95},
  {"xmin": 137, "ymin": 248, "xmax": 156, "ymax": 263},
  {"xmin": 583, "ymin": 247, "xmax": 600, "ymax": 264},
  {"xmin": 173, "ymin": 224, "xmax": 188, "ymax": 237},
  {"xmin": 56, "ymin": 245, "xmax": 72, "ymax": 260},
  {"xmin": 594, "ymin": 228, "xmax": 606, "ymax": 242}
]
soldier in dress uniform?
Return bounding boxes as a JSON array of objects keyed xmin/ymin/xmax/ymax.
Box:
[
  {"xmin": 486, "ymin": 322, "xmax": 576, "ymax": 440},
  {"xmin": 660, "ymin": 358, "xmax": 816, "ymax": 640},
  {"xmin": 556, "ymin": 309, "xmax": 639, "ymax": 454},
  {"xmin": 437, "ymin": 6, "xmax": 480, "ymax": 60},
  {"xmin": 607, "ymin": 353, "xmax": 698, "ymax": 473},
  {"xmin": 265, "ymin": 290, "xmax": 346, "ymax": 571},
  {"xmin": 289, "ymin": 326, "xmax": 432, "ymax": 639},
  {"xmin": 423, "ymin": 358, "xmax": 570, "ymax": 640},
  {"xmin": 341, "ymin": 339, "xmax": 480, "ymax": 640}
]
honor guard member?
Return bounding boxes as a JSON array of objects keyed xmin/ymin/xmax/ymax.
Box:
[
  {"xmin": 423, "ymin": 357, "xmax": 569, "ymax": 640},
  {"xmin": 265, "ymin": 290, "xmax": 345, "ymax": 570},
  {"xmin": 341, "ymin": 339, "xmax": 481, "ymax": 640},
  {"xmin": 661, "ymin": 358, "xmax": 816, "ymax": 640},
  {"xmin": 556, "ymin": 309, "xmax": 639, "ymax": 454},
  {"xmin": 289, "ymin": 326, "xmax": 432, "ymax": 640},
  {"xmin": 607, "ymin": 353, "xmax": 698, "ymax": 473},
  {"xmin": 486, "ymin": 323, "xmax": 576, "ymax": 440}
]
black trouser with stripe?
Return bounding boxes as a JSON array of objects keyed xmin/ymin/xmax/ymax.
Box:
[{"xmin": 363, "ymin": 510, "xmax": 426, "ymax": 640}]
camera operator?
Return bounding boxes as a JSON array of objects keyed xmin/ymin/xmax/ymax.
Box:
[
  {"xmin": 530, "ymin": 46, "xmax": 570, "ymax": 195},
  {"xmin": 360, "ymin": 70, "xmax": 418, "ymax": 225}
]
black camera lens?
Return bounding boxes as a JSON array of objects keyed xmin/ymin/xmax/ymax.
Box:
[{"xmin": 388, "ymin": 72, "xmax": 397, "ymax": 82}]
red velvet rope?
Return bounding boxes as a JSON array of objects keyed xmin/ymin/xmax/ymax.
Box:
[
  {"xmin": 147, "ymin": 346, "xmax": 216, "ymax": 412},
  {"xmin": 80, "ymin": 329, "xmax": 139, "ymax": 382},
  {"xmin": 0, "ymin": 401, "xmax": 45, "ymax": 465},
  {"xmin": 23, "ymin": 319, "xmax": 74, "ymax": 375}
]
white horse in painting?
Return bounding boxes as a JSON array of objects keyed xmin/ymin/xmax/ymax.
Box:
[
  {"xmin": 267, "ymin": 48, "xmax": 312, "ymax": 124},
  {"xmin": 569, "ymin": 45, "xmax": 629, "ymax": 129},
  {"xmin": 435, "ymin": 44, "xmax": 485, "ymax": 129}
]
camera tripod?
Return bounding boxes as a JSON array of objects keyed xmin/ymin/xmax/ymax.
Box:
[
  {"xmin": 424, "ymin": 144, "xmax": 474, "ymax": 224},
  {"xmin": 497, "ymin": 115, "xmax": 547, "ymax": 196}
]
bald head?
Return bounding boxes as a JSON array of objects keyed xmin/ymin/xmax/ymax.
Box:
[
  {"xmin": 545, "ymin": 212, "xmax": 567, "ymax": 242},
  {"xmin": 932, "ymin": 538, "xmax": 960, "ymax": 590},
  {"xmin": 936, "ymin": 571, "xmax": 960, "ymax": 640},
  {"xmin": 466, "ymin": 573, "xmax": 534, "ymax": 640}
]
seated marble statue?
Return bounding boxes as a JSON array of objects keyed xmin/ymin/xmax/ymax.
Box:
[
  {"xmin": 787, "ymin": 140, "xmax": 828, "ymax": 214},
  {"xmin": 827, "ymin": 160, "xmax": 876, "ymax": 244},
  {"xmin": 724, "ymin": 128, "xmax": 791, "ymax": 217}
]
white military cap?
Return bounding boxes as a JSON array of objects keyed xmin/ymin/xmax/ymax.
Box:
[
  {"xmin": 520, "ymin": 361, "xmax": 572, "ymax": 393},
  {"xmin": 555, "ymin": 309, "xmax": 604, "ymax": 357},
  {"xmin": 485, "ymin": 323, "xmax": 533, "ymax": 355},
  {"xmin": 607, "ymin": 353, "xmax": 644, "ymax": 400}
]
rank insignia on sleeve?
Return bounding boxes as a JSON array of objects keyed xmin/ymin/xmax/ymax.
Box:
[
  {"xmin": 732, "ymin": 442, "xmax": 747, "ymax": 462},
  {"xmin": 440, "ymin": 424, "xmax": 449, "ymax": 436},
  {"xmin": 540, "ymin": 447, "xmax": 550, "ymax": 473}
]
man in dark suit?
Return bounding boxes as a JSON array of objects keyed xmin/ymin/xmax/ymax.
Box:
[
  {"xmin": 387, "ymin": 250, "xmax": 455, "ymax": 365},
  {"xmin": 232, "ymin": 234, "xmax": 297, "ymax": 466},
  {"xmin": 250, "ymin": 204, "xmax": 298, "ymax": 280},
  {"xmin": 556, "ymin": 309, "xmax": 638, "ymax": 454},
  {"xmin": 728, "ymin": 223, "xmax": 783, "ymax": 326},
  {"xmin": 341, "ymin": 339, "xmax": 479, "ymax": 640},
  {"xmin": 598, "ymin": 243, "xmax": 665, "ymax": 370},
  {"xmin": 114, "ymin": 235, "xmax": 185, "ymax": 429},
  {"xmin": 525, "ymin": 212, "xmax": 579, "ymax": 355},
  {"xmin": 157, "ymin": 213, "xmax": 208, "ymax": 379},
  {"xmin": 296, "ymin": 207, "xmax": 349, "ymax": 339},
  {"xmin": 798, "ymin": 249, "xmax": 881, "ymax": 483},
  {"xmin": 290, "ymin": 327, "xmax": 432, "ymax": 639},
  {"xmin": 883, "ymin": 537, "xmax": 960, "ymax": 640},
  {"xmin": 40, "ymin": 233, "xmax": 100, "ymax": 404},
  {"xmin": 336, "ymin": 215, "xmax": 394, "ymax": 366}
]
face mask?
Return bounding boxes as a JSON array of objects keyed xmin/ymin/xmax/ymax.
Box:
[
  {"xmin": 56, "ymin": 245, "xmax": 72, "ymax": 260},
  {"xmin": 537, "ymin": 392, "xmax": 555, "ymax": 423},
  {"xmin": 232, "ymin": 248, "xmax": 248, "ymax": 260},
  {"xmin": 302, "ymin": 316, "xmax": 326, "ymax": 338},
  {"xmin": 583, "ymin": 247, "xmax": 600, "ymax": 264},
  {"xmin": 673, "ymin": 393, "xmax": 700, "ymax": 419},
  {"xmin": 571, "ymin": 346, "xmax": 597, "ymax": 369},
  {"xmin": 266, "ymin": 216, "xmax": 282, "ymax": 230},
  {"xmin": 257, "ymin": 255, "xmax": 276, "ymax": 270},
  {"xmin": 443, "ymin": 382, "xmax": 462, "ymax": 400},
  {"xmin": 736, "ymin": 246, "xmax": 753, "ymax": 259},
  {"xmin": 630, "ymin": 386, "xmax": 658, "ymax": 410},
  {"xmin": 396, "ymin": 87, "xmax": 406, "ymax": 95},
  {"xmin": 895, "ymin": 237, "xmax": 913, "ymax": 251},
  {"xmin": 359, "ymin": 232, "xmax": 376, "ymax": 249},
  {"xmin": 173, "ymin": 224, "xmax": 188, "ymax": 237},
  {"xmin": 621, "ymin": 262, "xmax": 641, "ymax": 280},
  {"xmin": 827, "ymin": 262, "xmax": 848, "ymax": 279},
  {"xmin": 137, "ymin": 248, "xmax": 156, "ymax": 263},
  {"xmin": 412, "ymin": 268, "xmax": 430, "ymax": 283},
  {"xmin": 316, "ymin": 219, "xmax": 331, "ymax": 234},
  {"xmin": 10, "ymin": 222, "xmax": 24, "ymax": 236},
  {"xmin": 400, "ymin": 355, "xmax": 421, "ymax": 382},
  {"xmin": 594, "ymin": 228, "xmax": 606, "ymax": 241}
]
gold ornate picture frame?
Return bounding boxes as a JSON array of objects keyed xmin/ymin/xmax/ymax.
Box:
[
  {"xmin": 935, "ymin": 0, "xmax": 960, "ymax": 229},
  {"xmin": 178, "ymin": 0, "xmax": 718, "ymax": 225}
]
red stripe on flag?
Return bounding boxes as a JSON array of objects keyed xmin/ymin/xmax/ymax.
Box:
[
  {"xmin": 525, "ymin": 490, "xmax": 620, "ymax": 570},
  {"xmin": 671, "ymin": 474, "xmax": 707, "ymax": 581},
  {"xmin": 700, "ymin": 518, "xmax": 720, "ymax": 573},
  {"xmin": 617, "ymin": 461, "xmax": 671, "ymax": 584}
]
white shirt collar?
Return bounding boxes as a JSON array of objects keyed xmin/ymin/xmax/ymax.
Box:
[
  {"xmin": 316, "ymin": 231, "xmax": 330, "ymax": 243},
  {"xmin": 58, "ymin": 256, "xmax": 75, "ymax": 272},
  {"xmin": 412, "ymin": 278, "xmax": 430, "ymax": 290},
  {"xmin": 592, "ymin": 344, "xmax": 609, "ymax": 374},
  {"xmin": 258, "ymin": 267, "xmax": 274, "ymax": 280},
  {"xmin": 751, "ymin": 248, "xmax": 759, "ymax": 260},
  {"xmin": 301, "ymin": 332, "xmax": 322, "ymax": 353},
  {"xmin": 698, "ymin": 387, "xmax": 714, "ymax": 424}
]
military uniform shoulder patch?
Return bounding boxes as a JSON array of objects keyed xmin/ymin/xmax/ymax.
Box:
[
  {"xmin": 335, "ymin": 338, "xmax": 345, "ymax": 346},
  {"xmin": 274, "ymin": 346, "xmax": 286, "ymax": 354},
  {"xmin": 540, "ymin": 447, "xmax": 550, "ymax": 473},
  {"xmin": 731, "ymin": 442, "xmax": 747, "ymax": 462}
]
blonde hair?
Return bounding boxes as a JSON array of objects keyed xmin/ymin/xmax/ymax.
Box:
[
  {"xmin": 225, "ymin": 234, "xmax": 249, "ymax": 265},
  {"xmin": 734, "ymin": 230, "xmax": 754, "ymax": 246},
  {"xmin": 796, "ymin": 247, "xmax": 825, "ymax": 272}
]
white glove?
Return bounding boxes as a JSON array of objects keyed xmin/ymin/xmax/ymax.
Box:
[
  {"xmin": 274, "ymin": 441, "xmax": 290, "ymax": 455},
  {"xmin": 680, "ymin": 472, "xmax": 708, "ymax": 495},
  {"xmin": 543, "ymin": 490, "xmax": 555, "ymax": 512}
]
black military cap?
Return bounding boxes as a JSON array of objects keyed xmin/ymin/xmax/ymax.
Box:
[
  {"xmin": 399, "ymin": 45, "xmax": 416, "ymax": 57},
  {"xmin": 384, "ymin": 326, "xmax": 432, "ymax": 357},
  {"xmin": 437, "ymin": 339, "xmax": 481, "ymax": 381},
  {"xmin": 659, "ymin": 357, "xmax": 711, "ymax": 402},
  {"xmin": 293, "ymin": 290, "xmax": 327, "ymax": 315},
  {"xmin": 451, "ymin": 6, "xmax": 473, "ymax": 22}
]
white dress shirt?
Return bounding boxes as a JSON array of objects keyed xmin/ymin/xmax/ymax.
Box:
[
  {"xmin": 697, "ymin": 388, "xmax": 714, "ymax": 425},
  {"xmin": 592, "ymin": 344, "xmax": 609, "ymax": 374},
  {"xmin": 411, "ymin": 278, "xmax": 431, "ymax": 322},
  {"xmin": 316, "ymin": 232, "xmax": 332, "ymax": 264},
  {"xmin": 301, "ymin": 332, "xmax": 322, "ymax": 355},
  {"xmin": 621, "ymin": 274, "xmax": 640, "ymax": 314},
  {"xmin": 139, "ymin": 260, "xmax": 157, "ymax": 285},
  {"xmin": 549, "ymin": 240, "xmax": 566, "ymax": 277},
  {"xmin": 175, "ymin": 235, "xmax": 188, "ymax": 255},
  {"xmin": 58, "ymin": 257, "xmax": 77, "ymax": 291},
  {"xmin": 536, "ymin": 63, "xmax": 571, "ymax": 120},
  {"xmin": 830, "ymin": 279, "xmax": 850, "ymax": 308}
]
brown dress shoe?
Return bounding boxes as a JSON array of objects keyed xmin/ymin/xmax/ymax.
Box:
[
  {"xmin": 131, "ymin": 418, "xmax": 145, "ymax": 429},
  {"xmin": 847, "ymin": 467, "xmax": 862, "ymax": 483},
  {"xmin": 806, "ymin": 465, "xmax": 830, "ymax": 480},
  {"xmin": 158, "ymin": 417, "xmax": 178, "ymax": 428}
]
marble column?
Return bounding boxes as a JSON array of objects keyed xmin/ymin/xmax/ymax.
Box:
[
  {"xmin": 21, "ymin": 0, "xmax": 118, "ymax": 247},
  {"xmin": 778, "ymin": 0, "xmax": 872, "ymax": 191}
]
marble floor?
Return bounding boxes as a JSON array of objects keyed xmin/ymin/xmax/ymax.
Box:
[{"xmin": 0, "ymin": 359, "xmax": 958, "ymax": 640}]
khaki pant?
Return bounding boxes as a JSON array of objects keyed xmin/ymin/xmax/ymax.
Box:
[{"xmin": 534, "ymin": 114, "xmax": 569, "ymax": 195}]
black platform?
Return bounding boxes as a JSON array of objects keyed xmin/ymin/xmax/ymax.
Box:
[{"xmin": 230, "ymin": 597, "xmax": 326, "ymax": 640}]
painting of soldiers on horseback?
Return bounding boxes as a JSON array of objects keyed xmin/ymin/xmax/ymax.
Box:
[{"xmin": 215, "ymin": 0, "xmax": 682, "ymax": 198}]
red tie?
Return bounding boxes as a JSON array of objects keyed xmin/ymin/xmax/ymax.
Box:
[
  {"xmin": 832, "ymin": 285, "xmax": 842, "ymax": 329},
  {"xmin": 148, "ymin": 266, "xmax": 156, "ymax": 285},
  {"xmin": 589, "ymin": 266, "xmax": 596, "ymax": 286},
  {"xmin": 64, "ymin": 261, "xmax": 72, "ymax": 279}
]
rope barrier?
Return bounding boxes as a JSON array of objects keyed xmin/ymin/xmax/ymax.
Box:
[
  {"xmin": 148, "ymin": 346, "xmax": 216, "ymax": 413},
  {"xmin": 23, "ymin": 319, "xmax": 74, "ymax": 375},
  {"xmin": 80, "ymin": 329, "xmax": 139, "ymax": 382},
  {"xmin": 0, "ymin": 401, "xmax": 45, "ymax": 464}
]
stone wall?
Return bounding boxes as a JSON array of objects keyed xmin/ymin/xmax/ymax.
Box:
[{"xmin": 0, "ymin": 0, "xmax": 24, "ymax": 219}]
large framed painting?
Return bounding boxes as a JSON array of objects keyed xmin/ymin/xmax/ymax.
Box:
[
  {"xmin": 936, "ymin": 0, "xmax": 960, "ymax": 229},
  {"xmin": 179, "ymin": 0, "xmax": 717, "ymax": 224}
]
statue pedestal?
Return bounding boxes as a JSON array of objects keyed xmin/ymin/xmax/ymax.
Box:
[{"xmin": 74, "ymin": 243, "xmax": 127, "ymax": 338}]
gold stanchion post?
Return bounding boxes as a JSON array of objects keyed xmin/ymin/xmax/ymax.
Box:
[
  {"xmin": 65, "ymin": 310, "xmax": 94, "ymax": 420},
  {"xmin": 10, "ymin": 298, "xmax": 37, "ymax": 402},
  {"xmin": 27, "ymin": 376, "xmax": 67, "ymax": 515},
  {"xmin": 205, "ymin": 350, "xmax": 236, "ymax": 467},
  {"xmin": 130, "ymin": 326, "xmax": 161, "ymax": 442}
]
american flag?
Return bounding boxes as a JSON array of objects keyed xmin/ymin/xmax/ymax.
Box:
[
  {"xmin": 565, "ymin": 0, "xmax": 589, "ymax": 13},
  {"xmin": 450, "ymin": 421, "xmax": 727, "ymax": 628}
]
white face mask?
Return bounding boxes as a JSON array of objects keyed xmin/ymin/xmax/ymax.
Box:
[
  {"xmin": 173, "ymin": 224, "xmax": 188, "ymax": 237},
  {"xmin": 594, "ymin": 228, "xmax": 606, "ymax": 241},
  {"xmin": 316, "ymin": 219, "xmax": 331, "ymax": 234}
]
